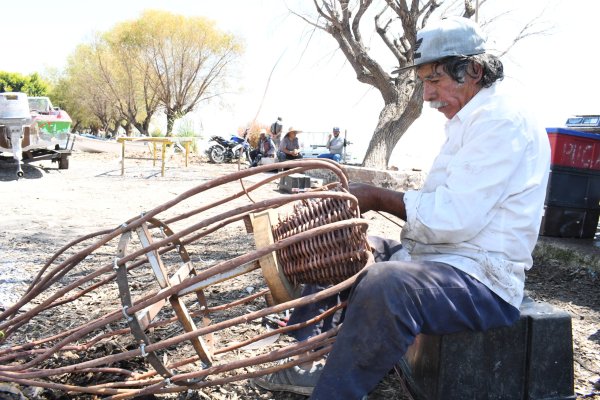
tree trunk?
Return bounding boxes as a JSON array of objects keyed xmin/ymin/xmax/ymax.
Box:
[
  {"xmin": 101, "ymin": 120, "xmax": 110, "ymax": 135},
  {"xmin": 133, "ymin": 118, "xmax": 151, "ymax": 136},
  {"xmin": 166, "ymin": 111, "xmax": 176, "ymax": 137},
  {"xmin": 363, "ymin": 84, "xmax": 424, "ymax": 169},
  {"xmin": 141, "ymin": 114, "xmax": 152, "ymax": 136},
  {"xmin": 128, "ymin": 107, "xmax": 154, "ymax": 136},
  {"xmin": 109, "ymin": 124, "xmax": 119, "ymax": 137}
]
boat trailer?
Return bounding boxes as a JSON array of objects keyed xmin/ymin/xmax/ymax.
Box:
[
  {"xmin": 0, "ymin": 125, "xmax": 73, "ymax": 178},
  {"xmin": 0, "ymin": 92, "xmax": 72, "ymax": 178}
]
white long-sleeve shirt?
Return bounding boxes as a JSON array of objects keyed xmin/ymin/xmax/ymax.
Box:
[{"xmin": 396, "ymin": 83, "xmax": 550, "ymax": 308}]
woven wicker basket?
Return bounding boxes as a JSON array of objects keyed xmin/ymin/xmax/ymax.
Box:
[{"xmin": 273, "ymin": 194, "xmax": 373, "ymax": 285}]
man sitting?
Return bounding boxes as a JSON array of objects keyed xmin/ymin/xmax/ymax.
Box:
[
  {"xmin": 253, "ymin": 16, "xmax": 550, "ymax": 399},
  {"xmin": 277, "ymin": 127, "xmax": 303, "ymax": 161},
  {"xmin": 250, "ymin": 128, "xmax": 276, "ymax": 167},
  {"xmin": 318, "ymin": 126, "xmax": 344, "ymax": 162}
]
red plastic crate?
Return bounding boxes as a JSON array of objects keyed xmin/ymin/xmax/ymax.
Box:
[{"xmin": 546, "ymin": 127, "xmax": 600, "ymax": 170}]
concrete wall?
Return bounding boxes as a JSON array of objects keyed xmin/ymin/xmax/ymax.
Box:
[{"xmin": 306, "ymin": 165, "xmax": 426, "ymax": 191}]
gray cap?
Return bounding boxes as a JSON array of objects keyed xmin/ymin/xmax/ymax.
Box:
[{"xmin": 393, "ymin": 16, "xmax": 486, "ymax": 74}]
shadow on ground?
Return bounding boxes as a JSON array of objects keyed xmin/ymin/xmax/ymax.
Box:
[{"xmin": 0, "ymin": 162, "xmax": 45, "ymax": 181}]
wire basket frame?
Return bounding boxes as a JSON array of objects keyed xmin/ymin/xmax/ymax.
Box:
[{"xmin": 0, "ymin": 159, "xmax": 373, "ymax": 399}]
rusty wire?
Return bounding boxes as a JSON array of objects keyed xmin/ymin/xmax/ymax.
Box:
[{"xmin": 0, "ymin": 159, "xmax": 373, "ymax": 399}]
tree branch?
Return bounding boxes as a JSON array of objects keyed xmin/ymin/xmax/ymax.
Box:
[
  {"xmin": 374, "ymin": 6, "xmax": 405, "ymax": 63},
  {"xmin": 495, "ymin": 12, "xmax": 552, "ymax": 58}
]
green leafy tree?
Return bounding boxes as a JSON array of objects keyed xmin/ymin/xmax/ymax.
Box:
[
  {"xmin": 64, "ymin": 44, "xmax": 121, "ymax": 133},
  {"xmin": 0, "ymin": 71, "xmax": 49, "ymax": 96},
  {"xmin": 132, "ymin": 10, "xmax": 243, "ymax": 136},
  {"xmin": 50, "ymin": 74, "xmax": 103, "ymax": 133},
  {"xmin": 22, "ymin": 73, "xmax": 50, "ymax": 96},
  {"xmin": 96, "ymin": 23, "xmax": 160, "ymax": 136},
  {"xmin": 59, "ymin": 10, "xmax": 242, "ymax": 137}
]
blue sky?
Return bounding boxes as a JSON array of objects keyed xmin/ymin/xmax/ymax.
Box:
[{"xmin": 2, "ymin": 0, "xmax": 597, "ymax": 168}]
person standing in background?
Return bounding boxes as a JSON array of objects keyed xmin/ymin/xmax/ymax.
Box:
[{"xmin": 270, "ymin": 117, "xmax": 283, "ymax": 146}]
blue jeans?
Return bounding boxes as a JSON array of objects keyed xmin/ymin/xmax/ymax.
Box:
[
  {"xmin": 278, "ymin": 151, "xmax": 303, "ymax": 162},
  {"xmin": 317, "ymin": 153, "xmax": 342, "ymax": 162},
  {"xmin": 290, "ymin": 237, "xmax": 520, "ymax": 400}
]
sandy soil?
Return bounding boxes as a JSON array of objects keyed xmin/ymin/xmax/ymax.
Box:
[{"xmin": 0, "ymin": 151, "xmax": 598, "ymax": 399}]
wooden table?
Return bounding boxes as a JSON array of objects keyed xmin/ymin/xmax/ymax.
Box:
[{"xmin": 117, "ymin": 137, "xmax": 192, "ymax": 177}]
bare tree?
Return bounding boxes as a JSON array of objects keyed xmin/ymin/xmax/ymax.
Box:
[{"xmin": 297, "ymin": 0, "xmax": 548, "ymax": 168}]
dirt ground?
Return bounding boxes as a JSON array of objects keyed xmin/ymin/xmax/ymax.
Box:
[{"xmin": 0, "ymin": 151, "xmax": 598, "ymax": 399}]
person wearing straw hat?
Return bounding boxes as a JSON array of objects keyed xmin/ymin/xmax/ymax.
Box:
[
  {"xmin": 277, "ymin": 126, "xmax": 303, "ymax": 161},
  {"xmin": 254, "ymin": 16, "xmax": 550, "ymax": 399}
]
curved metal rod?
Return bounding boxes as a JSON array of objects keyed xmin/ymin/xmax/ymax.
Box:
[
  {"xmin": 0, "ymin": 159, "xmax": 370, "ymax": 398},
  {"xmin": 164, "ymin": 159, "xmax": 347, "ymax": 225},
  {"xmin": 0, "ymin": 217, "xmax": 368, "ymax": 373},
  {"xmin": 1, "ymin": 189, "xmax": 358, "ymax": 337},
  {"xmin": 0, "ymin": 160, "xmax": 348, "ymax": 332}
]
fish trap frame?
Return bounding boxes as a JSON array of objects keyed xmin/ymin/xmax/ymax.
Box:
[{"xmin": 0, "ymin": 159, "xmax": 373, "ymax": 399}]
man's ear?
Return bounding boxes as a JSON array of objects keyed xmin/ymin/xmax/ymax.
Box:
[{"xmin": 470, "ymin": 62, "xmax": 483, "ymax": 84}]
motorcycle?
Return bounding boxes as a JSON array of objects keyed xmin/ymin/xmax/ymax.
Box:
[{"xmin": 206, "ymin": 133, "xmax": 251, "ymax": 164}]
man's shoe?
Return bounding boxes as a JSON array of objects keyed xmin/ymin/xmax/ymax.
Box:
[{"xmin": 252, "ymin": 362, "xmax": 324, "ymax": 396}]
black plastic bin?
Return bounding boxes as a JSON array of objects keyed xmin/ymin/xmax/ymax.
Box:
[
  {"xmin": 540, "ymin": 205, "xmax": 599, "ymax": 239},
  {"xmin": 403, "ymin": 298, "xmax": 575, "ymax": 400},
  {"xmin": 545, "ymin": 165, "xmax": 600, "ymax": 210},
  {"xmin": 278, "ymin": 173, "xmax": 311, "ymax": 194},
  {"xmin": 541, "ymin": 164, "xmax": 600, "ymax": 238}
]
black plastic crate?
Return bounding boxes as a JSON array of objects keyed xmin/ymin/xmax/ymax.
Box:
[
  {"xmin": 278, "ymin": 173, "xmax": 311, "ymax": 194},
  {"xmin": 403, "ymin": 298, "xmax": 575, "ymax": 400},
  {"xmin": 545, "ymin": 165, "xmax": 600, "ymax": 210},
  {"xmin": 540, "ymin": 205, "xmax": 600, "ymax": 239}
]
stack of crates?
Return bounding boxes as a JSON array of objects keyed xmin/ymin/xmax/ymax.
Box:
[{"xmin": 541, "ymin": 128, "xmax": 600, "ymax": 238}]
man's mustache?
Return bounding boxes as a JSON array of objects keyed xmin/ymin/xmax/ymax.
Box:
[{"xmin": 429, "ymin": 101, "xmax": 448, "ymax": 109}]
